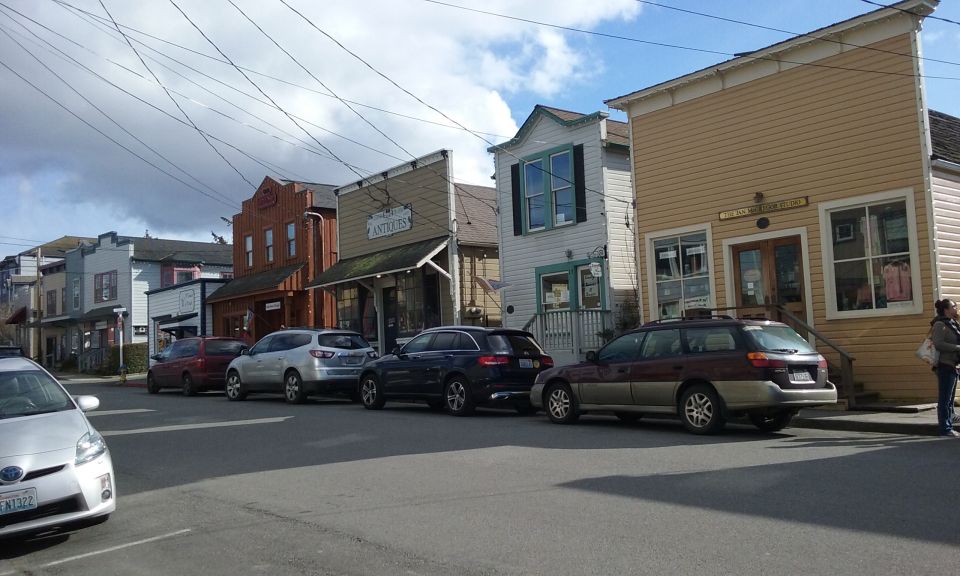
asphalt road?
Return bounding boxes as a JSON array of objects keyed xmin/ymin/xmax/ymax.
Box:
[{"xmin": 1, "ymin": 384, "xmax": 958, "ymax": 575}]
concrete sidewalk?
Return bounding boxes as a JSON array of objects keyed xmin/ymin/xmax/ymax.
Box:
[{"xmin": 51, "ymin": 371, "xmax": 950, "ymax": 437}]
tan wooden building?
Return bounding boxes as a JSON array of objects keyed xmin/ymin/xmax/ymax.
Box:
[
  {"xmin": 208, "ymin": 177, "xmax": 337, "ymax": 344},
  {"xmin": 306, "ymin": 150, "xmax": 500, "ymax": 354},
  {"xmin": 606, "ymin": 0, "xmax": 957, "ymax": 403}
]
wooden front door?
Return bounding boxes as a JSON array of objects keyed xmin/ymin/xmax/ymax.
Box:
[{"xmin": 732, "ymin": 236, "xmax": 805, "ymax": 324}]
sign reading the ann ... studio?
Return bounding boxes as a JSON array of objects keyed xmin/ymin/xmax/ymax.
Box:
[
  {"xmin": 367, "ymin": 204, "xmax": 413, "ymax": 240},
  {"xmin": 719, "ymin": 197, "xmax": 809, "ymax": 221}
]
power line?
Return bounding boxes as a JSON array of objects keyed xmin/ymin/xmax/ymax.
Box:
[
  {"xmin": 861, "ymin": 0, "xmax": 960, "ymax": 27},
  {"xmin": 98, "ymin": 0, "xmax": 258, "ymax": 190}
]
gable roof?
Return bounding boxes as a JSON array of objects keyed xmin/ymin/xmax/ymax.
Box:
[
  {"xmin": 606, "ymin": 0, "xmax": 938, "ymax": 110},
  {"xmin": 487, "ymin": 104, "xmax": 629, "ymax": 152},
  {"xmin": 17, "ymin": 235, "xmax": 93, "ymax": 258},
  {"xmin": 931, "ymin": 109, "xmax": 960, "ymax": 166},
  {"xmin": 454, "ymin": 184, "xmax": 498, "ymax": 246}
]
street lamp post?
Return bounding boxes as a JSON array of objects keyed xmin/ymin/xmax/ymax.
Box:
[{"xmin": 113, "ymin": 307, "xmax": 126, "ymax": 383}]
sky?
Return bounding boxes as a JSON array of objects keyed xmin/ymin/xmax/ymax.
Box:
[{"xmin": 1, "ymin": 0, "xmax": 958, "ymax": 254}]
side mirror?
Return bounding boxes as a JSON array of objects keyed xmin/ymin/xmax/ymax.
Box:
[
  {"xmin": 74, "ymin": 395, "xmax": 100, "ymax": 412},
  {"xmin": 241, "ymin": 348, "xmax": 250, "ymax": 356},
  {"xmin": 391, "ymin": 346, "xmax": 402, "ymax": 357},
  {"xmin": 150, "ymin": 354, "xmax": 161, "ymax": 361},
  {"xmin": 585, "ymin": 350, "xmax": 598, "ymax": 363}
]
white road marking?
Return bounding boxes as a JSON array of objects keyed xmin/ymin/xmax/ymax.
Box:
[
  {"xmin": 39, "ymin": 529, "xmax": 192, "ymax": 568},
  {"xmin": 86, "ymin": 409, "xmax": 155, "ymax": 417},
  {"xmin": 101, "ymin": 416, "xmax": 292, "ymax": 436}
]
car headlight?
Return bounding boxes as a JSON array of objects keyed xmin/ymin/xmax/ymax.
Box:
[{"xmin": 76, "ymin": 431, "xmax": 107, "ymax": 465}]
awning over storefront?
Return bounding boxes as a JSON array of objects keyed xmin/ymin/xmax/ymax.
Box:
[
  {"xmin": 306, "ymin": 236, "xmax": 449, "ymax": 289},
  {"xmin": 206, "ymin": 264, "xmax": 304, "ymax": 303},
  {"xmin": 152, "ymin": 312, "xmax": 199, "ymax": 326},
  {"xmin": 81, "ymin": 306, "xmax": 121, "ymax": 321},
  {"xmin": 4, "ymin": 306, "xmax": 26, "ymax": 325}
]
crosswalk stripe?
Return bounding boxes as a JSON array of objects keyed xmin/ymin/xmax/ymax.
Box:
[
  {"xmin": 101, "ymin": 416, "xmax": 292, "ymax": 436},
  {"xmin": 86, "ymin": 409, "xmax": 156, "ymax": 417}
]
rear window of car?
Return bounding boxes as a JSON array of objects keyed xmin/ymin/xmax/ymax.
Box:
[
  {"xmin": 742, "ymin": 325, "xmax": 817, "ymax": 354},
  {"xmin": 205, "ymin": 340, "xmax": 246, "ymax": 356},
  {"xmin": 318, "ymin": 333, "xmax": 370, "ymax": 350},
  {"xmin": 488, "ymin": 333, "xmax": 544, "ymax": 356}
]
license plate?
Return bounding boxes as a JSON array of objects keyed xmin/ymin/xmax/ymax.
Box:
[
  {"xmin": 791, "ymin": 370, "xmax": 814, "ymax": 382},
  {"xmin": 0, "ymin": 488, "xmax": 37, "ymax": 516},
  {"xmin": 519, "ymin": 359, "xmax": 533, "ymax": 368}
]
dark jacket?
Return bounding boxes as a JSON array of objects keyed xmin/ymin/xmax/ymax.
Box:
[{"xmin": 931, "ymin": 316, "xmax": 960, "ymax": 366}]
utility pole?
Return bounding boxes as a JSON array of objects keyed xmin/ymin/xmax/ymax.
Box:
[{"xmin": 35, "ymin": 247, "xmax": 42, "ymax": 363}]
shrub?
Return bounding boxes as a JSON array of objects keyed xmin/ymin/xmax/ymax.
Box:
[{"xmin": 105, "ymin": 343, "xmax": 149, "ymax": 374}]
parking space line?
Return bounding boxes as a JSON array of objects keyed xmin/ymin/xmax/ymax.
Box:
[
  {"xmin": 101, "ymin": 416, "xmax": 292, "ymax": 436},
  {"xmin": 38, "ymin": 529, "xmax": 192, "ymax": 568},
  {"xmin": 86, "ymin": 409, "xmax": 156, "ymax": 417}
]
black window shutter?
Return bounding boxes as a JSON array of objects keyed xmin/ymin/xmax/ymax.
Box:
[
  {"xmin": 511, "ymin": 163, "xmax": 523, "ymax": 235},
  {"xmin": 573, "ymin": 144, "xmax": 586, "ymax": 223}
]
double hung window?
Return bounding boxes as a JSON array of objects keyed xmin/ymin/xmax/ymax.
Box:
[{"xmin": 652, "ymin": 232, "xmax": 711, "ymax": 319}]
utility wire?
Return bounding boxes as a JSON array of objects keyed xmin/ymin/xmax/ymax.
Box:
[
  {"xmin": 97, "ymin": 0, "xmax": 257, "ymax": 190},
  {"xmin": 861, "ymin": 0, "xmax": 960, "ymax": 27}
]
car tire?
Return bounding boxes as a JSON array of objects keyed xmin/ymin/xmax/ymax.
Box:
[
  {"xmin": 679, "ymin": 385, "xmax": 726, "ymax": 435},
  {"xmin": 146, "ymin": 372, "xmax": 160, "ymax": 394},
  {"xmin": 284, "ymin": 371, "xmax": 307, "ymax": 404},
  {"xmin": 359, "ymin": 373, "xmax": 385, "ymax": 410},
  {"xmin": 749, "ymin": 410, "xmax": 794, "ymax": 433},
  {"xmin": 545, "ymin": 381, "xmax": 579, "ymax": 424},
  {"xmin": 182, "ymin": 373, "xmax": 197, "ymax": 397},
  {"xmin": 444, "ymin": 377, "xmax": 475, "ymax": 416},
  {"xmin": 225, "ymin": 370, "xmax": 247, "ymax": 401},
  {"xmin": 615, "ymin": 412, "xmax": 642, "ymax": 423}
]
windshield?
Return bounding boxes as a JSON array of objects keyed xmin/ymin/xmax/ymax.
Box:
[
  {"xmin": 318, "ymin": 333, "xmax": 371, "ymax": 350},
  {"xmin": 0, "ymin": 369, "xmax": 74, "ymax": 419},
  {"xmin": 742, "ymin": 325, "xmax": 817, "ymax": 354}
]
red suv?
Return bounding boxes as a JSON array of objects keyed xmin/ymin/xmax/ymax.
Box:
[
  {"xmin": 147, "ymin": 337, "xmax": 247, "ymax": 396},
  {"xmin": 530, "ymin": 317, "xmax": 837, "ymax": 434}
]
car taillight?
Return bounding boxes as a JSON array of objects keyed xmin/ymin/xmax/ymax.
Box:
[
  {"xmin": 477, "ymin": 356, "xmax": 510, "ymax": 366},
  {"xmin": 817, "ymin": 354, "xmax": 828, "ymax": 369},
  {"xmin": 746, "ymin": 352, "xmax": 787, "ymax": 368},
  {"xmin": 367, "ymin": 351, "xmax": 379, "ymax": 359},
  {"xmin": 310, "ymin": 350, "xmax": 335, "ymax": 359},
  {"xmin": 541, "ymin": 356, "xmax": 554, "ymax": 368}
]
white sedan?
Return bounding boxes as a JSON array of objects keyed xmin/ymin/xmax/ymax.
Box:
[{"xmin": 0, "ymin": 357, "xmax": 115, "ymax": 539}]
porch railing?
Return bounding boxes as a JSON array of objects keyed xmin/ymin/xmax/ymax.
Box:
[
  {"xmin": 79, "ymin": 348, "xmax": 109, "ymax": 372},
  {"xmin": 523, "ymin": 309, "xmax": 614, "ymax": 358}
]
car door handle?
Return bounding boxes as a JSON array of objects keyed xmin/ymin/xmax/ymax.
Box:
[{"xmin": 616, "ymin": 368, "xmax": 628, "ymax": 373}]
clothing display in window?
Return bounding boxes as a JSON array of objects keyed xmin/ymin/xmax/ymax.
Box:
[{"xmin": 882, "ymin": 261, "xmax": 912, "ymax": 302}]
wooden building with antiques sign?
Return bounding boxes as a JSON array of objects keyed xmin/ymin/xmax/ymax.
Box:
[{"xmin": 306, "ymin": 150, "xmax": 500, "ymax": 354}]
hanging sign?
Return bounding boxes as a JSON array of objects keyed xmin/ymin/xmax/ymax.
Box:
[
  {"xmin": 264, "ymin": 301, "xmax": 281, "ymax": 311},
  {"xmin": 367, "ymin": 204, "xmax": 413, "ymax": 240}
]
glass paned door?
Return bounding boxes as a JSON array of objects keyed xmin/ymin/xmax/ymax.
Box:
[{"xmin": 732, "ymin": 236, "xmax": 805, "ymax": 323}]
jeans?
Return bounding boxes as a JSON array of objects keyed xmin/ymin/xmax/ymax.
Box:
[{"xmin": 936, "ymin": 363, "xmax": 958, "ymax": 435}]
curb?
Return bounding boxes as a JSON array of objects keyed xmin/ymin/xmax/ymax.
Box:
[{"xmin": 792, "ymin": 417, "xmax": 940, "ymax": 437}]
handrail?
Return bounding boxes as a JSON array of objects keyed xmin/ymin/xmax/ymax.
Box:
[
  {"xmin": 522, "ymin": 314, "xmax": 537, "ymax": 332},
  {"xmin": 704, "ymin": 305, "xmax": 857, "ymax": 407}
]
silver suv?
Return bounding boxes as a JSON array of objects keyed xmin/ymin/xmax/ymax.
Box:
[{"xmin": 225, "ymin": 329, "xmax": 377, "ymax": 403}]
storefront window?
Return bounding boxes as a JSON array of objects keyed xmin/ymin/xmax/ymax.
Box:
[
  {"xmin": 830, "ymin": 200, "xmax": 913, "ymax": 311},
  {"xmin": 541, "ymin": 272, "xmax": 570, "ymax": 312},
  {"xmin": 397, "ymin": 272, "xmax": 423, "ymax": 336},
  {"xmin": 337, "ymin": 286, "xmax": 360, "ymax": 331},
  {"xmin": 653, "ymin": 232, "xmax": 711, "ymax": 318}
]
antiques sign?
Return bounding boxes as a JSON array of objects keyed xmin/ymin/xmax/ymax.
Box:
[
  {"xmin": 719, "ymin": 197, "xmax": 808, "ymax": 220},
  {"xmin": 367, "ymin": 204, "xmax": 413, "ymax": 240}
]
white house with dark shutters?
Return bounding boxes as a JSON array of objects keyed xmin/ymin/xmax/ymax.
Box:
[{"xmin": 489, "ymin": 105, "xmax": 637, "ymax": 365}]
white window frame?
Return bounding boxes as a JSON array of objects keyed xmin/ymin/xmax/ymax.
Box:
[
  {"xmin": 524, "ymin": 159, "xmax": 546, "ymax": 232},
  {"xmin": 265, "ymin": 229, "xmax": 274, "ymax": 263},
  {"xmin": 550, "ymin": 150, "xmax": 574, "ymax": 228},
  {"xmin": 645, "ymin": 223, "xmax": 715, "ymax": 321},
  {"xmin": 244, "ymin": 235, "xmax": 253, "ymax": 268},
  {"xmin": 818, "ymin": 187, "xmax": 923, "ymax": 319},
  {"xmin": 286, "ymin": 222, "xmax": 296, "ymax": 258}
]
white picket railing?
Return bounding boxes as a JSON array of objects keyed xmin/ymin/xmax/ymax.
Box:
[{"xmin": 523, "ymin": 309, "xmax": 614, "ymax": 359}]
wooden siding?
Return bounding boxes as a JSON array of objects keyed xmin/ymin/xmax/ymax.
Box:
[
  {"xmin": 628, "ymin": 34, "xmax": 933, "ymax": 400},
  {"xmin": 83, "ymin": 236, "xmax": 133, "ymax": 315},
  {"xmin": 132, "ymin": 262, "xmax": 160, "ymax": 329},
  {"xmin": 232, "ymin": 178, "xmax": 311, "ymax": 277},
  {"xmin": 495, "ymin": 116, "xmax": 612, "ymax": 331},
  {"xmin": 602, "ymin": 147, "xmax": 640, "ymax": 329},
  {"xmin": 459, "ymin": 245, "xmax": 501, "ymax": 326},
  {"xmin": 933, "ymin": 170, "xmax": 960, "ymax": 298},
  {"xmin": 337, "ymin": 159, "xmax": 452, "ymax": 260}
]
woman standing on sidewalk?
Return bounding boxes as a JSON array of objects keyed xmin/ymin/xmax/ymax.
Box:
[{"xmin": 931, "ymin": 298, "xmax": 960, "ymax": 437}]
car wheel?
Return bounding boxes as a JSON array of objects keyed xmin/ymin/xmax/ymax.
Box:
[
  {"xmin": 545, "ymin": 381, "xmax": 579, "ymax": 424},
  {"xmin": 359, "ymin": 374, "xmax": 385, "ymax": 410},
  {"xmin": 284, "ymin": 371, "xmax": 307, "ymax": 404},
  {"xmin": 444, "ymin": 377, "xmax": 475, "ymax": 416},
  {"xmin": 225, "ymin": 371, "xmax": 247, "ymax": 401},
  {"xmin": 146, "ymin": 372, "xmax": 160, "ymax": 394},
  {"xmin": 615, "ymin": 412, "xmax": 641, "ymax": 423},
  {"xmin": 749, "ymin": 410, "xmax": 794, "ymax": 433},
  {"xmin": 680, "ymin": 385, "xmax": 726, "ymax": 434},
  {"xmin": 182, "ymin": 373, "xmax": 197, "ymax": 397}
]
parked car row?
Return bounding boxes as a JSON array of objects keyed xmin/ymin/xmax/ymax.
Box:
[{"xmin": 146, "ymin": 317, "xmax": 838, "ymax": 435}]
